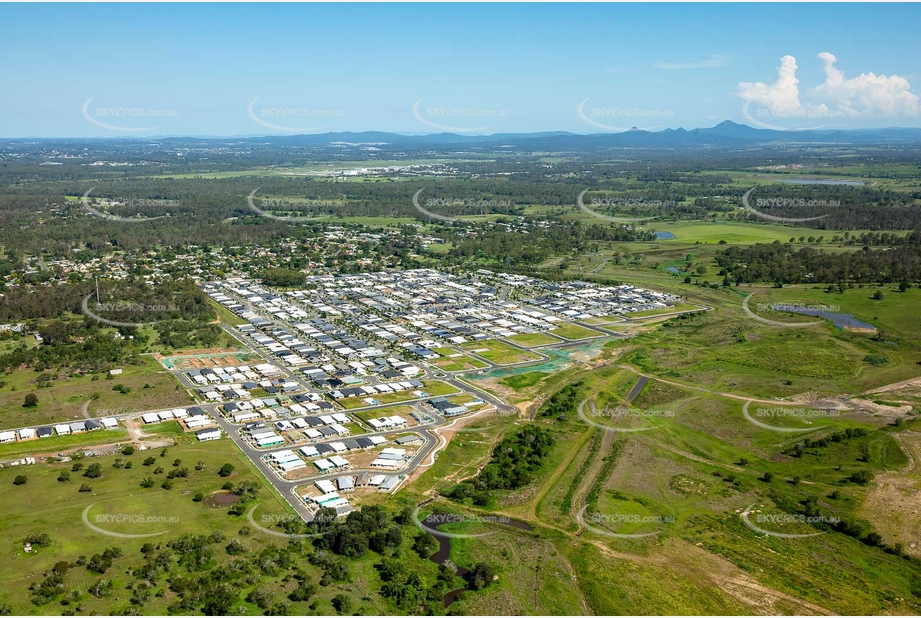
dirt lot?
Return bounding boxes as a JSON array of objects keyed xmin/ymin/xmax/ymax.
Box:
[{"xmin": 858, "ymin": 431, "xmax": 921, "ymax": 556}]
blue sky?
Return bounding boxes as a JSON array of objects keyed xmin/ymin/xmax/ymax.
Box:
[{"xmin": 2, "ymin": 3, "xmax": 920, "ymax": 137}]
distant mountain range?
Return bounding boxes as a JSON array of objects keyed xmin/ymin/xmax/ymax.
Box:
[
  {"xmin": 220, "ymin": 121, "xmax": 921, "ymax": 148},
  {"xmin": 10, "ymin": 122, "xmax": 921, "ymax": 149}
]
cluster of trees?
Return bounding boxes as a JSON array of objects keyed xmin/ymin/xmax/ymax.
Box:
[
  {"xmin": 444, "ymin": 222, "xmax": 654, "ymax": 267},
  {"xmin": 716, "ymin": 240, "xmax": 921, "ymax": 284},
  {"xmin": 0, "ymin": 279, "xmax": 222, "ymax": 374},
  {"xmin": 448, "ymin": 425, "xmax": 556, "ymax": 505},
  {"xmin": 539, "ymin": 381, "xmax": 583, "ymax": 419}
]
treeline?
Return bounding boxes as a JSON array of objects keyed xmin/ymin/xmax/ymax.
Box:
[
  {"xmin": 0, "ymin": 280, "xmax": 220, "ymax": 373},
  {"xmin": 24, "ymin": 501, "xmax": 494, "ymax": 615},
  {"xmin": 736, "ymin": 184, "xmax": 921, "ymax": 231},
  {"xmin": 448, "ymin": 425, "xmax": 555, "ymax": 505},
  {"xmin": 443, "ymin": 223, "xmax": 655, "ymax": 267},
  {"xmin": 716, "ymin": 239, "xmax": 921, "ymax": 284},
  {"xmin": 539, "ymin": 381, "xmax": 583, "ymax": 419}
]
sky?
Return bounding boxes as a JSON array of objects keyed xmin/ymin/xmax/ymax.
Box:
[{"xmin": 2, "ymin": 3, "xmax": 921, "ymax": 138}]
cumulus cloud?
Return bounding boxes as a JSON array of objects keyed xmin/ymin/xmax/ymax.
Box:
[
  {"xmin": 738, "ymin": 53, "xmax": 919, "ymax": 120},
  {"xmin": 654, "ymin": 54, "xmax": 728, "ymax": 70},
  {"xmin": 812, "ymin": 52, "xmax": 920, "ymax": 117}
]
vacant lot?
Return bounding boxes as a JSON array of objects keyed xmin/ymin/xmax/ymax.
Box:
[
  {"xmin": 549, "ymin": 323, "xmax": 601, "ymax": 340},
  {"xmin": 461, "ymin": 340, "xmax": 542, "ymax": 365},
  {"xmin": 506, "ymin": 332, "xmax": 560, "ymax": 347},
  {"xmin": 0, "ymin": 356, "xmax": 193, "ymax": 429}
]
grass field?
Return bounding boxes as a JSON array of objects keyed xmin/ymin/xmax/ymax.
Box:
[
  {"xmin": 548, "ymin": 323, "xmax": 601, "ymax": 340},
  {"xmin": 461, "ymin": 340, "xmax": 542, "ymax": 365},
  {"xmin": 428, "ymin": 351, "xmax": 489, "ymax": 372},
  {"xmin": 0, "ymin": 429, "xmax": 130, "ymax": 461},
  {"xmin": 0, "ymin": 356, "xmax": 193, "ymax": 429},
  {"xmin": 0, "ymin": 438, "xmax": 294, "ymax": 615},
  {"xmin": 505, "ymin": 332, "xmax": 560, "ymax": 347}
]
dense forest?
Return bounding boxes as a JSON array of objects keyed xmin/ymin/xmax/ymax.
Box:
[{"xmin": 716, "ymin": 236, "xmax": 921, "ymax": 284}]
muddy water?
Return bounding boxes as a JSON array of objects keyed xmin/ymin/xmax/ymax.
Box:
[{"xmin": 423, "ymin": 513, "xmax": 532, "ymax": 607}]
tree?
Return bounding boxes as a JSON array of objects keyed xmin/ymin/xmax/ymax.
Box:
[
  {"xmin": 13, "ymin": 475, "xmax": 27, "ymax": 485},
  {"xmin": 872, "ymin": 290, "xmax": 884, "ymax": 301},
  {"xmin": 760, "ymin": 471, "xmax": 773, "ymax": 482},
  {"xmin": 79, "ymin": 483, "xmax": 92, "ymax": 492},
  {"xmin": 468, "ymin": 562, "xmax": 495, "ymax": 590},
  {"xmin": 143, "ymin": 456, "xmax": 156, "ymax": 466},
  {"xmin": 84, "ymin": 463, "xmax": 102, "ymax": 478},
  {"xmin": 57, "ymin": 471, "xmax": 71, "ymax": 482},
  {"xmin": 218, "ymin": 463, "xmax": 235, "ymax": 477},
  {"xmin": 331, "ymin": 594, "xmax": 353, "ymax": 615},
  {"xmin": 122, "ymin": 445, "xmax": 135, "ymax": 455},
  {"xmin": 22, "ymin": 392, "xmax": 40, "ymax": 408}
]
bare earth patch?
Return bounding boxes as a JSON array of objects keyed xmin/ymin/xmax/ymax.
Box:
[
  {"xmin": 205, "ymin": 491, "xmax": 240, "ymax": 507},
  {"xmin": 859, "ymin": 431, "xmax": 921, "ymax": 556}
]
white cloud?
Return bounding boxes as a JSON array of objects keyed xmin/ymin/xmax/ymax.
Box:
[
  {"xmin": 654, "ymin": 54, "xmax": 727, "ymax": 70},
  {"xmin": 812, "ymin": 52, "xmax": 919, "ymax": 117},
  {"xmin": 738, "ymin": 53, "xmax": 919, "ymax": 120}
]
